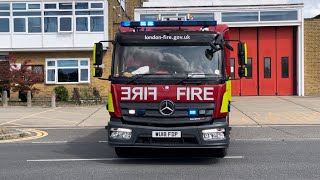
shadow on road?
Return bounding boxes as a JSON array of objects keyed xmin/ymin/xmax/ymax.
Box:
[{"xmin": 59, "ymin": 128, "xmax": 221, "ymax": 165}]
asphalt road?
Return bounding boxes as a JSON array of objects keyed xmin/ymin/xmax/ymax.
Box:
[{"xmin": 2, "ymin": 127, "xmax": 320, "ymax": 180}]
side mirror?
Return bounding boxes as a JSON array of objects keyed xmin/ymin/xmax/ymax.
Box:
[
  {"xmin": 237, "ymin": 42, "xmax": 247, "ymax": 66},
  {"xmin": 238, "ymin": 67, "xmax": 247, "ymax": 78},
  {"xmin": 237, "ymin": 42, "xmax": 248, "ymax": 78},
  {"xmin": 93, "ymin": 67, "xmax": 103, "ymax": 77},
  {"xmin": 93, "ymin": 42, "xmax": 104, "ymax": 66}
]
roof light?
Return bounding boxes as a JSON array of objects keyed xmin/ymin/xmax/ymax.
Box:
[{"xmin": 120, "ymin": 20, "xmax": 217, "ymax": 28}]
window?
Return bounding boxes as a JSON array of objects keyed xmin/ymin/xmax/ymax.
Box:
[
  {"xmin": 222, "ymin": 12, "xmax": 259, "ymax": 22},
  {"xmin": 14, "ymin": 18, "xmax": 26, "ymax": 32},
  {"xmin": 0, "ymin": 18, "xmax": 9, "ymax": 32},
  {"xmin": 28, "ymin": 4, "xmax": 40, "ymax": 9},
  {"xmin": 260, "ymin": 11, "xmax": 298, "ymax": 21},
  {"xmin": 59, "ymin": 3, "xmax": 72, "ymax": 10},
  {"xmin": 230, "ymin": 58, "xmax": 235, "ymax": 78},
  {"xmin": 91, "ymin": 3, "xmax": 103, "ymax": 9},
  {"xmin": 282, "ymin": 57, "xmax": 289, "ymax": 78},
  {"xmin": 28, "ymin": 17, "xmax": 41, "ymax": 33},
  {"xmin": 13, "ymin": 3, "xmax": 26, "ymax": 10},
  {"xmin": 246, "ymin": 58, "xmax": 252, "ymax": 79},
  {"xmin": 76, "ymin": 17, "xmax": 88, "ymax": 31},
  {"xmin": 0, "ymin": 3, "xmax": 10, "ymax": 10},
  {"xmin": 264, "ymin": 57, "xmax": 271, "ymax": 78},
  {"xmin": 46, "ymin": 59, "xmax": 90, "ymax": 84},
  {"xmin": 44, "ymin": 17, "xmax": 58, "ymax": 32},
  {"xmin": 45, "ymin": 4, "xmax": 57, "ymax": 9},
  {"xmin": 76, "ymin": 3, "xmax": 88, "ymax": 9},
  {"xmin": 60, "ymin": 17, "xmax": 72, "ymax": 32},
  {"xmin": 140, "ymin": 14, "xmax": 159, "ymax": 21},
  {"xmin": 185, "ymin": 13, "xmax": 215, "ymax": 21},
  {"xmin": 90, "ymin": 16, "xmax": 104, "ymax": 32},
  {"xmin": 75, "ymin": 2, "xmax": 104, "ymax": 32}
]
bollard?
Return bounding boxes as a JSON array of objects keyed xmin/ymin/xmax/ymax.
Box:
[
  {"xmin": 51, "ymin": 91, "xmax": 56, "ymax": 108},
  {"xmin": 2, "ymin": 91, "xmax": 8, "ymax": 107},
  {"xmin": 27, "ymin": 90, "xmax": 32, "ymax": 107}
]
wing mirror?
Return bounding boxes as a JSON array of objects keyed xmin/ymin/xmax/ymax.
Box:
[{"xmin": 237, "ymin": 42, "xmax": 248, "ymax": 78}]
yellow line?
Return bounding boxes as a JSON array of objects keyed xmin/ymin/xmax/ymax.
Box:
[{"xmin": 0, "ymin": 129, "xmax": 48, "ymax": 143}]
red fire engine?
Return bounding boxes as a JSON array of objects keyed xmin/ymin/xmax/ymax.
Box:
[{"xmin": 93, "ymin": 20, "xmax": 247, "ymax": 157}]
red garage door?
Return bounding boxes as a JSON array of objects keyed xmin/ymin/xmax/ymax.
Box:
[{"xmin": 229, "ymin": 26, "xmax": 295, "ymax": 96}]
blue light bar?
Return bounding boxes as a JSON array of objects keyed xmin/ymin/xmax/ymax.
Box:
[{"xmin": 120, "ymin": 20, "xmax": 217, "ymax": 28}]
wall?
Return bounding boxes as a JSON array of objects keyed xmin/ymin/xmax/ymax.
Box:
[
  {"xmin": 11, "ymin": 51, "xmax": 110, "ymax": 99},
  {"xmin": 304, "ymin": 18, "xmax": 320, "ymax": 95}
]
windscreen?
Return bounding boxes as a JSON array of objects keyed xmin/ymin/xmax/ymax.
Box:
[{"xmin": 113, "ymin": 44, "xmax": 222, "ymax": 78}]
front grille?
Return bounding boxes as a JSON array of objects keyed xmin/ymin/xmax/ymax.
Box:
[{"xmin": 120, "ymin": 102, "xmax": 215, "ymax": 125}]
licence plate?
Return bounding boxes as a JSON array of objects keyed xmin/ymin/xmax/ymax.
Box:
[{"xmin": 152, "ymin": 131, "xmax": 181, "ymax": 138}]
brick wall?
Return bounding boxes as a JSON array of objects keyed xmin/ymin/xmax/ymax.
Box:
[
  {"xmin": 11, "ymin": 51, "xmax": 110, "ymax": 99},
  {"xmin": 304, "ymin": 19, "xmax": 320, "ymax": 95}
]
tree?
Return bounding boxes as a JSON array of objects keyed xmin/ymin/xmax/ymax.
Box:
[{"xmin": 0, "ymin": 55, "xmax": 43, "ymax": 102}]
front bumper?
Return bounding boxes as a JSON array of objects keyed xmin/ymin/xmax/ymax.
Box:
[{"xmin": 107, "ymin": 118, "xmax": 230, "ymax": 148}]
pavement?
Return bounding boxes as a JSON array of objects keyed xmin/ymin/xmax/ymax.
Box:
[{"xmin": 1, "ymin": 96, "xmax": 320, "ymax": 128}]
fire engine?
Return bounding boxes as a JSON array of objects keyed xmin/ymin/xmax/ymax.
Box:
[{"xmin": 93, "ymin": 20, "xmax": 248, "ymax": 157}]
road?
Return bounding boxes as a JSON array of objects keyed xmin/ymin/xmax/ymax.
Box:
[{"xmin": 1, "ymin": 126, "xmax": 320, "ymax": 180}]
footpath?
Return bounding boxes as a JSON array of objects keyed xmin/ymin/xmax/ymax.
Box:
[{"xmin": 1, "ymin": 96, "xmax": 320, "ymax": 128}]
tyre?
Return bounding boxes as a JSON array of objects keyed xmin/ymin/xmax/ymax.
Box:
[{"xmin": 115, "ymin": 147, "xmax": 131, "ymax": 158}]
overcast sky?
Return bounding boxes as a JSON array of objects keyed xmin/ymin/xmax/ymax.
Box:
[{"xmin": 303, "ymin": 0, "xmax": 320, "ymax": 18}]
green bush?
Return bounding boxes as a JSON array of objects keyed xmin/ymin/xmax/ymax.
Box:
[{"xmin": 54, "ymin": 86, "xmax": 69, "ymax": 102}]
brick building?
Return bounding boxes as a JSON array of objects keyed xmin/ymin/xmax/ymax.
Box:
[
  {"xmin": 0, "ymin": 0, "xmax": 142, "ymax": 100},
  {"xmin": 304, "ymin": 18, "xmax": 320, "ymax": 95}
]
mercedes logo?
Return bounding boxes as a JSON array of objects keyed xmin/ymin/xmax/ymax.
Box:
[{"xmin": 159, "ymin": 100, "xmax": 175, "ymax": 116}]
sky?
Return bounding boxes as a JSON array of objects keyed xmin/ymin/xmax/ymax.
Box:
[{"xmin": 303, "ymin": 0, "xmax": 320, "ymax": 18}]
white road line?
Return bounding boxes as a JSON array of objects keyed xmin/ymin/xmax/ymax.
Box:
[
  {"xmin": 36, "ymin": 127, "xmax": 104, "ymax": 130},
  {"xmin": 27, "ymin": 156, "xmax": 243, "ymax": 162},
  {"xmin": 231, "ymin": 124, "xmax": 320, "ymax": 128},
  {"xmin": 98, "ymin": 141, "xmax": 108, "ymax": 143},
  {"xmin": 32, "ymin": 141, "xmax": 68, "ymax": 144},
  {"xmin": 234, "ymin": 138, "xmax": 272, "ymax": 141},
  {"xmin": 0, "ymin": 107, "xmax": 61, "ymax": 126}
]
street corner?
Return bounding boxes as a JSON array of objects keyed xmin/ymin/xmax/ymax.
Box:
[{"xmin": 0, "ymin": 128, "xmax": 48, "ymax": 143}]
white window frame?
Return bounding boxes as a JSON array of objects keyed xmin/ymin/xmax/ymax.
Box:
[
  {"xmin": 58, "ymin": 16, "xmax": 73, "ymax": 33},
  {"xmin": 45, "ymin": 58, "xmax": 90, "ymax": 84}
]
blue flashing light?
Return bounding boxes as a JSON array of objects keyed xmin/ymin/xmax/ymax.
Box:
[
  {"xmin": 189, "ymin": 109, "xmax": 199, "ymax": 117},
  {"xmin": 121, "ymin": 21, "xmax": 131, "ymax": 27},
  {"xmin": 120, "ymin": 20, "xmax": 217, "ymax": 28},
  {"xmin": 140, "ymin": 21, "xmax": 147, "ymax": 26},
  {"xmin": 147, "ymin": 21, "xmax": 154, "ymax": 26}
]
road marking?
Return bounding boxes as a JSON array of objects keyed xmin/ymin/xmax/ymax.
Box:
[
  {"xmin": 0, "ymin": 129, "xmax": 48, "ymax": 143},
  {"xmin": 234, "ymin": 138, "xmax": 272, "ymax": 141},
  {"xmin": 98, "ymin": 141, "xmax": 108, "ymax": 143},
  {"xmin": 0, "ymin": 108, "xmax": 61, "ymax": 126},
  {"xmin": 27, "ymin": 156, "xmax": 243, "ymax": 162},
  {"xmin": 231, "ymin": 124, "xmax": 320, "ymax": 128},
  {"xmin": 32, "ymin": 141, "xmax": 68, "ymax": 144}
]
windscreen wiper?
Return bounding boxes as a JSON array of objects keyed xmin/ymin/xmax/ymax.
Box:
[
  {"xmin": 126, "ymin": 73, "xmax": 170, "ymax": 84},
  {"xmin": 175, "ymin": 73, "xmax": 217, "ymax": 85}
]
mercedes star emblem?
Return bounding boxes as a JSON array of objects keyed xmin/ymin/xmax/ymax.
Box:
[{"xmin": 159, "ymin": 100, "xmax": 175, "ymax": 116}]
